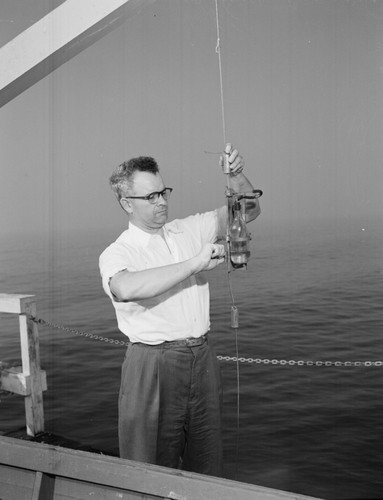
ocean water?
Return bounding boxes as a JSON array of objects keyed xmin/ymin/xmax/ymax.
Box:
[{"xmin": 1, "ymin": 216, "xmax": 382, "ymax": 499}]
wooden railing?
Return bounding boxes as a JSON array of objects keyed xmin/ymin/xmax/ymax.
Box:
[
  {"xmin": 0, "ymin": 293, "xmax": 46, "ymax": 436},
  {"xmin": 0, "ymin": 435, "xmax": 322, "ymax": 500}
]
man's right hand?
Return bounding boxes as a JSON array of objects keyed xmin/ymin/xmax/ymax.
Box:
[{"xmin": 193, "ymin": 243, "xmax": 226, "ymax": 273}]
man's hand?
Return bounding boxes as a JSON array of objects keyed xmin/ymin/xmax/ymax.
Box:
[
  {"xmin": 193, "ymin": 243, "xmax": 226, "ymax": 273},
  {"xmin": 220, "ymin": 143, "xmax": 245, "ymax": 177},
  {"xmin": 216, "ymin": 142, "xmax": 261, "ymax": 234}
]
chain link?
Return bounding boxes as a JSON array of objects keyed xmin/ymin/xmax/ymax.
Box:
[{"xmin": 31, "ymin": 316, "xmax": 382, "ymax": 368}]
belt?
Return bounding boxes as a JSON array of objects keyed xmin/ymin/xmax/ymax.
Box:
[{"xmin": 132, "ymin": 334, "xmax": 208, "ymax": 349}]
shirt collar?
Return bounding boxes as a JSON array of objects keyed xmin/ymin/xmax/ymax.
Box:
[
  {"xmin": 120, "ymin": 221, "xmax": 183, "ymax": 248},
  {"xmin": 165, "ymin": 219, "xmax": 183, "ymax": 235},
  {"xmin": 119, "ymin": 222, "xmax": 152, "ymax": 248}
]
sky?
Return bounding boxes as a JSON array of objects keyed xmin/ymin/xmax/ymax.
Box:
[{"xmin": 0, "ymin": 0, "xmax": 382, "ymax": 239}]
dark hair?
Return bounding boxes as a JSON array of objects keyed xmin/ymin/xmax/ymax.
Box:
[{"xmin": 109, "ymin": 156, "xmax": 159, "ymax": 200}]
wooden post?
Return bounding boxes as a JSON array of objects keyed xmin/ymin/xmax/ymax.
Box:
[{"xmin": 0, "ymin": 293, "xmax": 46, "ymax": 436}]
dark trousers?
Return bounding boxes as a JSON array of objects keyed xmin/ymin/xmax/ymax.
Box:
[{"xmin": 118, "ymin": 337, "xmax": 223, "ymax": 476}]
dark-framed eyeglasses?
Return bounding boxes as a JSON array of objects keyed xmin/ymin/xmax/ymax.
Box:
[{"xmin": 122, "ymin": 187, "xmax": 173, "ymax": 204}]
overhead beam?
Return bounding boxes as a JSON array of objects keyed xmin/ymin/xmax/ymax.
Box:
[{"xmin": 0, "ymin": 0, "xmax": 153, "ymax": 108}]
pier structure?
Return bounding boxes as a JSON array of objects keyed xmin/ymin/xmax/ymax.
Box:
[
  {"xmin": 0, "ymin": 293, "xmax": 323, "ymax": 500},
  {"xmin": 0, "ymin": 0, "xmax": 150, "ymax": 108},
  {"xmin": 0, "ymin": 293, "xmax": 46, "ymax": 436}
]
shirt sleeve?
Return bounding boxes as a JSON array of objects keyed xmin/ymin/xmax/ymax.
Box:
[
  {"xmin": 174, "ymin": 210, "xmax": 219, "ymax": 246},
  {"xmin": 99, "ymin": 243, "xmax": 138, "ymax": 299},
  {"xmin": 198, "ymin": 209, "xmax": 219, "ymax": 243}
]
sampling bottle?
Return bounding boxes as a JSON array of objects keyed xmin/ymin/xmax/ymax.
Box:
[{"xmin": 229, "ymin": 200, "xmax": 250, "ymax": 267}]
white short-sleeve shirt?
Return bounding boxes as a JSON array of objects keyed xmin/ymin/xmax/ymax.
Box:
[{"xmin": 99, "ymin": 210, "xmax": 219, "ymax": 344}]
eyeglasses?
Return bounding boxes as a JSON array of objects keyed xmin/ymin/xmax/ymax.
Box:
[{"xmin": 122, "ymin": 187, "xmax": 173, "ymax": 204}]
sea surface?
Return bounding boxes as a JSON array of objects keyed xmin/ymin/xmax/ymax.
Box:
[{"xmin": 1, "ymin": 216, "xmax": 383, "ymax": 499}]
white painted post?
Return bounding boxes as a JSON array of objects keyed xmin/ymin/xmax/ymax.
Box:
[
  {"xmin": 19, "ymin": 299, "xmax": 45, "ymax": 436},
  {"xmin": 0, "ymin": 294, "xmax": 46, "ymax": 436}
]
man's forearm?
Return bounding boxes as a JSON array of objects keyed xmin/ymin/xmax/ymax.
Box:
[
  {"xmin": 109, "ymin": 243, "xmax": 225, "ymax": 302},
  {"xmin": 110, "ymin": 259, "xmax": 197, "ymax": 302}
]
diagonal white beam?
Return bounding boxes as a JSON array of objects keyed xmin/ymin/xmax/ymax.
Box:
[{"xmin": 0, "ymin": 0, "xmax": 153, "ymax": 108}]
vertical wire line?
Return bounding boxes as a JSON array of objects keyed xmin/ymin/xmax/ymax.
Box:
[
  {"xmin": 234, "ymin": 325, "xmax": 240, "ymax": 480},
  {"xmin": 215, "ymin": 0, "xmax": 227, "ymax": 147},
  {"xmin": 215, "ymin": 0, "xmax": 240, "ymax": 481},
  {"xmin": 227, "ymin": 269, "xmax": 240, "ymax": 480}
]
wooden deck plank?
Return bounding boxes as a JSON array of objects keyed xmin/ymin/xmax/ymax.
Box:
[
  {"xmin": 54, "ymin": 477, "xmax": 158, "ymax": 500},
  {"xmin": 0, "ymin": 463, "xmax": 37, "ymax": 500}
]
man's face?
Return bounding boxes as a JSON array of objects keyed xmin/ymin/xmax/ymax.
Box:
[{"xmin": 123, "ymin": 171, "xmax": 169, "ymax": 232}]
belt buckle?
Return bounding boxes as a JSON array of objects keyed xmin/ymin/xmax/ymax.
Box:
[{"xmin": 185, "ymin": 338, "xmax": 191, "ymax": 345}]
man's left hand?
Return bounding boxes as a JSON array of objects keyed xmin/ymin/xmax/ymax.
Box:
[{"xmin": 220, "ymin": 143, "xmax": 244, "ymax": 176}]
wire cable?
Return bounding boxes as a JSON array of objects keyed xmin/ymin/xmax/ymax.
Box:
[
  {"xmin": 215, "ymin": 0, "xmax": 240, "ymax": 480},
  {"xmin": 215, "ymin": 0, "xmax": 227, "ymax": 147}
]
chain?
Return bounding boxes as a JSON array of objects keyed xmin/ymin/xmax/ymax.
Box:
[
  {"xmin": 31, "ymin": 316, "xmax": 130, "ymax": 347},
  {"xmin": 31, "ymin": 316, "xmax": 382, "ymax": 367},
  {"xmin": 217, "ymin": 355, "xmax": 383, "ymax": 367}
]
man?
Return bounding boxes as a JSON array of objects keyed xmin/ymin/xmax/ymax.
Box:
[{"xmin": 99, "ymin": 143, "xmax": 260, "ymax": 476}]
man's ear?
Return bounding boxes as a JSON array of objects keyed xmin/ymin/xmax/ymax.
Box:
[{"xmin": 120, "ymin": 198, "xmax": 133, "ymax": 214}]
